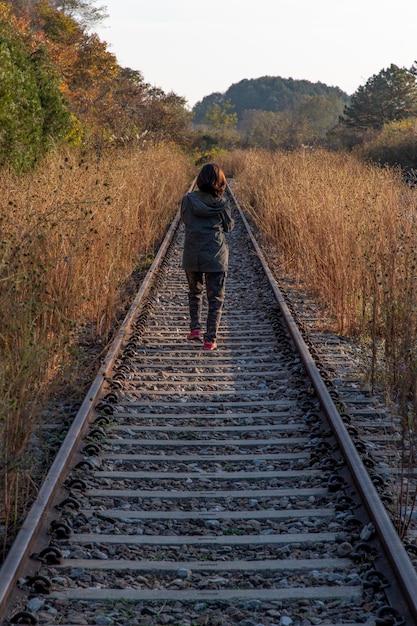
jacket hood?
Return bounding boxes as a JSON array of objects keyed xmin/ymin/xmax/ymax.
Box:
[{"xmin": 187, "ymin": 191, "xmax": 227, "ymax": 217}]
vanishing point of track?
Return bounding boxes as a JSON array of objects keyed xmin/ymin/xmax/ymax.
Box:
[{"xmin": 1, "ymin": 184, "xmax": 417, "ymax": 625}]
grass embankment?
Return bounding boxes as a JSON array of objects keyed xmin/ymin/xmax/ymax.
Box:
[
  {"xmin": 222, "ymin": 148, "xmax": 417, "ymax": 535},
  {"xmin": 0, "ymin": 145, "xmax": 192, "ymax": 549}
]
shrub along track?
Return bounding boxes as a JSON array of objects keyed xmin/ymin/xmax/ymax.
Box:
[{"xmin": 1, "ymin": 185, "xmax": 417, "ymax": 625}]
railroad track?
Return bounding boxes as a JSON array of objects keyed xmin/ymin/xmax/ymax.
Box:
[{"xmin": 1, "ymin": 184, "xmax": 417, "ymax": 625}]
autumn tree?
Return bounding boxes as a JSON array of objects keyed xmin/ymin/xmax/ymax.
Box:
[
  {"xmin": 240, "ymin": 110, "xmax": 285, "ymax": 150},
  {"xmin": 0, "ymin": 3, "xmax": 71, "ymax": 169},
  {"xmin": 202, "ymin": 100, "xmax": 239, "ymax": 148},
  {"xmin": 343, "ymin": 64, "xmax": 417, "ymax": 130},
  {"xmin": 138, "ymin": 87, "xmax": 192, "ymax": 144},
  {"xmin": 6, "ymin": 0, "xmax": 37, "ymax": 14},
  {"xmin": 1, "ymin": 0, "xmax": 192, "ymax": 160},
  {"xmin": 35, "ymin": 1, "xmax": 120, "ymax": 138},
  {"xmin": 192, "ymin": 92, "xmax": 225, "ymax": 125},
  {"xmin": 49, "ymin": 0, "xmax": 108, "ymax": 28},
  {"xmin": 101, "ymin": 67, "xmax": 149, "ymax": 143}
]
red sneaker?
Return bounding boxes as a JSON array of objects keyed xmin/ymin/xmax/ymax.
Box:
[
  {"xmin": 203, "ymin": 340, "xmax": 217, "ymax": 351},
  {"xmin": 188, "ymin": 329, "xmax": 202, "ymax": 341}
]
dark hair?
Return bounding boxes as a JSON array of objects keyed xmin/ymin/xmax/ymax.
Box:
[{"xmin": 196, "ymin": 163, "xmax": 226, "ymax": 197}]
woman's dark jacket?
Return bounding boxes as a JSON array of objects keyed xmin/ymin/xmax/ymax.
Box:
[{"xmin": 181, "ymin": 190, "xmax": 234, "ymax": 272}]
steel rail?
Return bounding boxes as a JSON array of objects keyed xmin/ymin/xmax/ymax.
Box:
[
  {"xmin": 0, "ymin": 208, "xmax": 182, "ymax": 621},
  {"xmin": 228, "ymin": 183, "xmax": 417, "ymax": 622}
]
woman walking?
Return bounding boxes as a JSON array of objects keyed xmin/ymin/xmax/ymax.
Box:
[{"xmin": 181, "ymin": 163, "xmax": 234, "ymax": 350}]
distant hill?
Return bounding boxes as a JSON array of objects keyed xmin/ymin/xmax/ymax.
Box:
[{"xmin": 192, "ymin": 75, "xmax": 350, "ymax": 124}]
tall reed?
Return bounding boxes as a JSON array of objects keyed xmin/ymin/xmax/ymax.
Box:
[
  {"xmin": 226, "ymin": 148, "xmax": 417, "ymax": 535},
  {"xmin": 226, "ymin": 149, "xmax": 412, "ymax": 335},
  {"xmin": 0, "ymin": 145, "xmax": 192, "ymax": 549}
]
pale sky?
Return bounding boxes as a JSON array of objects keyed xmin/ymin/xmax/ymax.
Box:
[{"xmin": 95, "ymin": 0, "xmax": 417, "ymax": 109}]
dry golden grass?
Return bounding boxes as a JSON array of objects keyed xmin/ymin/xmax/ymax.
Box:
[
  {"xmin": 0, "ymin": 145, "xmax": 192, "ymax": 546},
  {"xmin": 3, "ymin": 144, "xmax": 417, "ymax": 541},
  {"xmin": 226, "ymin": 148, "xmax": 417, "ymax": 337},
  {"xmin": 225, "ymin": 147, "xmax": 417, "ymax": 534}
]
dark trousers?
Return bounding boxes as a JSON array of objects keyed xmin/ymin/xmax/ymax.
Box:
[{"xmin": 185, "ymin": 271, "xmax": 226, "ymax": 342}]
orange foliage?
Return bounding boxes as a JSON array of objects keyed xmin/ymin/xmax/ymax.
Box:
[
  {"xmin": 2, "ymin": 0, "xmax": 190, "ymax": 147},
  {"xmin": 33, "ymin": 1, "xmax": 119, "ymax": 133}
]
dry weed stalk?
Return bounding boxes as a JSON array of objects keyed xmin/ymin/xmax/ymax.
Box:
[
  {"xmin": 0, "ymin": 145, "xmax": 192, "ymax": 547},
  {"xmin": 229, "ymin": 148, "xmax": 417, "ymax": 536}
]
